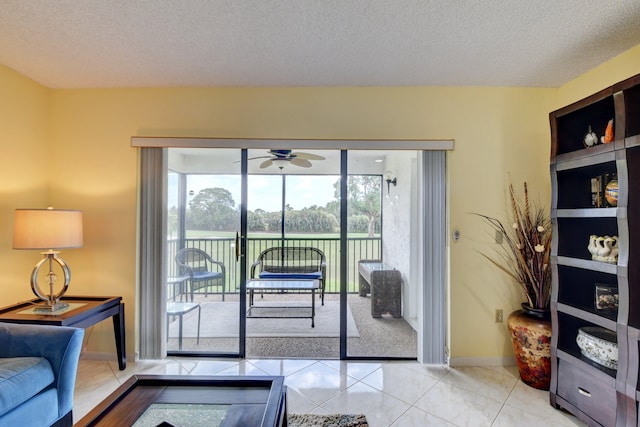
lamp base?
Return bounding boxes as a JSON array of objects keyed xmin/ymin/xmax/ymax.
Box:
[
  {"xmin": 30, "ymin": 251, "xmax": 72, "ymax": 313},
  {"xmin": 33, "ymin": 301, "xmax": 69, "ymax": 313}
]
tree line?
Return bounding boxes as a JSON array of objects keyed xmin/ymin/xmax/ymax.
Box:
[{"xmin": 181, "ymin": 176, "xmax": 381, "ymax": 236}]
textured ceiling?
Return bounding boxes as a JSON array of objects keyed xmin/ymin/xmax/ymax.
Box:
[{"xmin": 1, "ymin": 0, "xmax": 640, "ymax": 89}]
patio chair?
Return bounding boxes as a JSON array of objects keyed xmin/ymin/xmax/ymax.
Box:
[{"xmin": 176, "ymin": 247, "xmax": 226, "ymax": 301}]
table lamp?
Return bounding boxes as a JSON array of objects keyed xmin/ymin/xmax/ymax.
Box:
[{"xmin": 13, "ymin": 208, "xmax": 83, "ymax": 312}]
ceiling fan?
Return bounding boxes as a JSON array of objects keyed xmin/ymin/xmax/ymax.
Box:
[{"xmin": 249, "ymin": 149, "xmax": 326, "ymax": 169}]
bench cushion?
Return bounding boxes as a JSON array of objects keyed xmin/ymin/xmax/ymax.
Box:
[
  {"xmin": 0, "ymin": 357, "xmax": 54, "ymax": 416},
  {"xmin": 259, "ymin": 272, "xmax": 322, "ymax": 280}
]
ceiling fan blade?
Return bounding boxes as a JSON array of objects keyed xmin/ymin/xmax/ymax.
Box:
[
  {"xmin": 259, "ymin": 159, "xmax": 274, "ymax": 169},
  {"xmin": 290, "ymin": 158, "xmax": 312, "ymax": 168},
  {"xmin": 234, "ymin": 155, "xmax": 271, "ymax": 163},
  {"xmin": 268, "ymin": 149, "xmax": 292, "ymax": 158},
  {"xmin": 291, "ymin": 152, "xmax": 325, "ymax": 160}
]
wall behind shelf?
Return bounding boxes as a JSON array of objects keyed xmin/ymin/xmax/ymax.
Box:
[{"xmin": 557, "ymin": 44, "xmax": 640, "ymax": 108}]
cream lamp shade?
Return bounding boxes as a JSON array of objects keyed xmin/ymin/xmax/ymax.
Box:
[
  {"xmin": 12, "ymin": 208, "xmax": 83, "ymax": 312},
  {"xmin": 13, "ymin": 209, "xmax": 83, "ymax": 250}
]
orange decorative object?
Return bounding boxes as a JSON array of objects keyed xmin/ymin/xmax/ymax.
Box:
[{"xmin": 603, "ymin": 119, "xmax": 614, "ymax": 143}]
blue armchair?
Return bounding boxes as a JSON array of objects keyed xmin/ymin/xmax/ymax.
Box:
[{"xmin": 0, "ymin": 322, "xmax": 84, "ymax": 427}]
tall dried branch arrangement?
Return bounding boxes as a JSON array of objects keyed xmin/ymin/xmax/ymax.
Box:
[{"xmin": 474, "ymin": 182, "xmax": 552, "ymax": 310}]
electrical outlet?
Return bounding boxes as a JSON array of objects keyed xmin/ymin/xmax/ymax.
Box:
[{"xmin": 495, "ymin": 309, "xmax": 503, "ymax": 323}]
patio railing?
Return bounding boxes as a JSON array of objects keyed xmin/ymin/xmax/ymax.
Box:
[{"xmin": 168, "ymin": 237, "xmax": 381, "ymax": 294}]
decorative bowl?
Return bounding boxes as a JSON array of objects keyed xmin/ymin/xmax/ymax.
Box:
[{"xmin": 576, "ymin": 327, "xmax": 618, "ymax": 370}]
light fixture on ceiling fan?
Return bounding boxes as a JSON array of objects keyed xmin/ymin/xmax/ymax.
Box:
[{"xmin": 248, "ymin": 150, "xmax": 325, "ymax": 169}]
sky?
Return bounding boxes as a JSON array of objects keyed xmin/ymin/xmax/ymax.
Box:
[{"xmin": 168, "ymin": 174, "xmax": 340, "ymax": 212}]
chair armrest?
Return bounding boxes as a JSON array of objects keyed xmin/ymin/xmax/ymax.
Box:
[
  {"xmin": 0, "ymin": 322, "xmax": 84, "ymax": 418},
  {"xmin": 211, "ymin": 260, "xmax": 226, "ymax": 275},
  {"xmin": 250, "ymin": 260, "xmax": 261, "ymax": 278}
]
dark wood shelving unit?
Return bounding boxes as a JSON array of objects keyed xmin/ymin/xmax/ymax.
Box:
[{"xmin": 550, "ymin": 72, "xmax": 640, "ymax": 426}]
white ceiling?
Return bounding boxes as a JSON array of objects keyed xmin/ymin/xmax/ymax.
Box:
[
  {"xmin": 1, "ymin": 1, "xmax": 640, "ymax": 89},
  {"xmin": 169, "ymin": 148, "xmax": 396, "ymax": 175}
]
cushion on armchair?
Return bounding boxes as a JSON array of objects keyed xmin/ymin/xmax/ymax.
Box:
[
  {"xmin": 0, "ymin": 323, "xmax": 84, "ymax": 427},
  {"xmin": 192, "ymin": 271, "xmax": 223, "ymax": 280},
  {"xmin": 0, "ymin": 357, "xmax": 54, "ymax": 416}
]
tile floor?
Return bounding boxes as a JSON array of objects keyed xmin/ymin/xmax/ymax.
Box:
[{"xmin": 74, "ymin": 357, "xmax": 586, "ymax": 426}]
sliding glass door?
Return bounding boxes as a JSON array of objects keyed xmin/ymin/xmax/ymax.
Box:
[
  {"xmin": 345, "ymin": 150, "xmax": 418, "ymax": 358},
  {"xmin": 166, "ymin": 148, "xmax": 244, "ymax": 356},
  {"xmin": 158, "ymin": 146, "xmax": 422, "ymax": 359},
  {"xmin": 165, "ymin": 147, "xmax": 343, "ymax": 358},
  {"xmin": 245, "ymin": 149, "xmax": 341, "ymax": 358}
]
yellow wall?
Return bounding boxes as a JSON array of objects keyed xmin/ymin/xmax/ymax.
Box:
[
  {"xmin": 47, "ymin": 86, "xmax": 556, "ymax": 359},
  {"xmin": 557, "ymin": 43, "xmax": 640, "ymax": 107},
  {"xmin": 0, "ymin": 66, "xmax": 50, "ymax": 303},
  {"xmin": 0, "ymin": 42, "xmax": 638, "ymax": 362}
]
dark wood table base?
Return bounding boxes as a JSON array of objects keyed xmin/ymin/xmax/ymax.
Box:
[{"xmin": 0, "ymin": 296, "xmax": 126, "ymax": 370}]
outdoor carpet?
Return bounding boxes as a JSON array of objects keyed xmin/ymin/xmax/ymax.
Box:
[
  {"xmin": 168, "ymin": 301, "xmax": 360, "ymax": 338},
  {"xmin": 288, "ymin": 414, "xmax": 369, "ymax": 427}
]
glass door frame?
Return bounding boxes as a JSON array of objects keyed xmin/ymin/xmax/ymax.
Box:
[
  {"xmin": 339, "ymin": 150, "xmax": 348, "ymax": 358},
  {"xmin": 239, "ymin": 149, "xmax": 248, "ymax": 357}
]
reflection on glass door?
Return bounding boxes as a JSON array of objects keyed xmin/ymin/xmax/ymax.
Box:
[
  {"xmin": 166, "ymin": 148, "xmax": 242, "ymax": 355},
  {"xmin": 346, "ymin": 150, "xmax": 418, "ymax": 358}
]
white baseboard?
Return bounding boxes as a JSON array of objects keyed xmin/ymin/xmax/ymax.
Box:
[
  {"xmin": 80, "ymin": 351, "xmax": 137, "ymax": 363},
  {"xmin": 80, "ymin": 351, "xmax": 514, "ymax": 368},
  {"xmin": 449, "ymin": 356, "xmax": 516, "ymax": 367}
]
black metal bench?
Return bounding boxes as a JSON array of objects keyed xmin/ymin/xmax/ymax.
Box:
[{"xmin": 250, "ymin": 247, "xmax": 327, "ymax": 305}]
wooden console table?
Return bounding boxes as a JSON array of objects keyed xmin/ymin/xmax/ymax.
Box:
[
  {"xmin": 358, "ymin": 261, "xmax": 402, "ymax": 318},
  {"xmin": 0, "ymin": 296, "xmax": 126, "ymax": 370}
]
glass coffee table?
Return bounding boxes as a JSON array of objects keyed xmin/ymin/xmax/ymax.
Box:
[
  {"xmin": 75, "ymin": 375, "xmax": 287, "ymax": 427},
  {"xmin": 246, "ymin": 279, "xmax": 319, "ymax": 327}
]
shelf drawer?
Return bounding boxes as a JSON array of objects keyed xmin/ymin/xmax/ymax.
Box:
[{"xmin": 557, "ymin": 360, "xmax": 616, "ymax": 426}]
